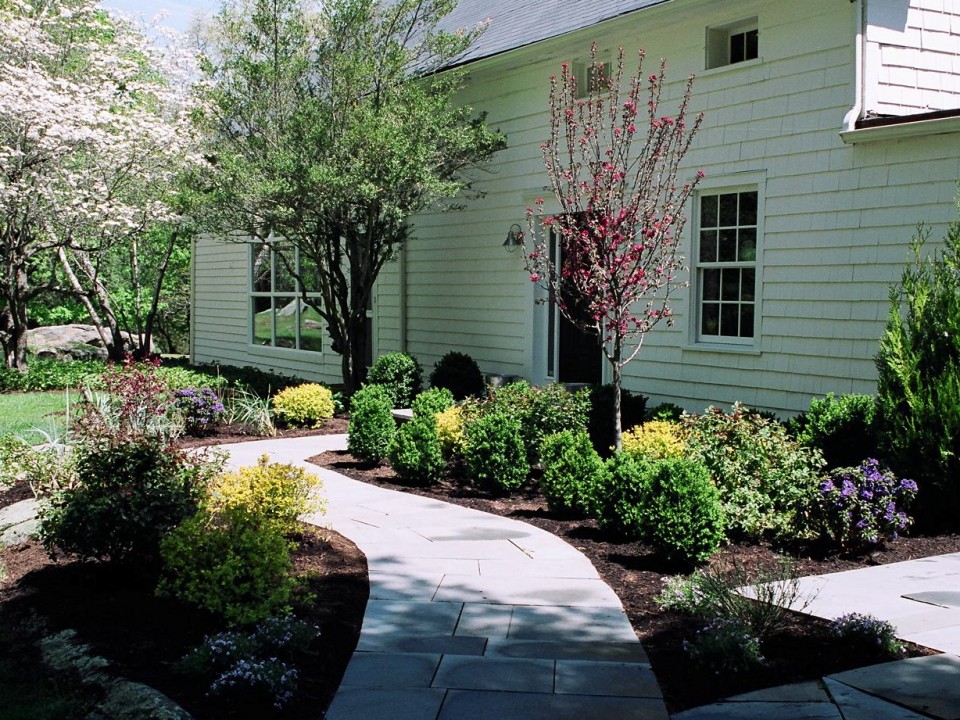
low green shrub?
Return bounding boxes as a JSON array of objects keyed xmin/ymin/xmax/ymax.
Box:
[
  {"xmin": 388, "ymin": 416, "xmax": 445, "ymax": 485},
  {"xmin": 641, "ymin": 458, "xmax": 725, "ymax": 565},
  {"xmin": 429, "ymin": 351, "xmax": 484, "ymax": 400},
  {"xmin": 789, "ymin": 393, "xmax": 879, "ymax": 469},
  {"xmin": 347, "ymin": 384, "xmax": 396, "ymax": 464},
  {"xmin": 621, "ymin": 420, "xmax": 686, "ymax": 461},
  {"xmin": 271, "ymin": 383, "xmax": 335, "ymax": 428},
  {"xmin": 646, "ymin": 402, "xmax": 685, "ymax": 423},
  {"xmin": 539, "ymin": 431, "xmax": 608, "ymax": 516},
  {"xmin": 163, "ymin": 359, "xmax": 307, "ymax": 398},
  {"xmin": 813, "ymin": 459, "xmax": 917, "ymax": 551},
  {"xmin": 367, "ymin": 352, "xmax": 422, "ymax": 408},
  {"xmin": 464, "ymin": 411, "xmax": 529, "ymax": 494},
  {"xmin": 684, "ymin": 403, "xmax": 824, "ymax": 540},
  {"xmin": 12, "ymin": 358, "xmax": 105, "ymax": 391},
  {"xmin": 588, "ymin": 384, "xmax": 648, "ymax": 455},
  {"xmin": 155, "ymin": 365, "xmax": 228, "ymax": 392},
  {"xmin": 158, "ymin": 510, "xmax": 296, "ymax": 627},
  {"xmin": 411, "ymin": 387, "xmax": 454, "ymax": 418},
  {"xmin": 591, "ymin": 452, "xmax": 651, "ymax": 540},
  {"xmin": 38, "ymin": 440, "xmax": 215, "ymax": 564}
]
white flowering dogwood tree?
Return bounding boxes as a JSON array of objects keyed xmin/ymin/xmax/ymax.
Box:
[
  {"xmin": 0, "ymin": 0, "xmax": 203, "ymax": 368},
  {"xmin": 524, "ymin": 47, "xmax": 703, "ymax": 451}
]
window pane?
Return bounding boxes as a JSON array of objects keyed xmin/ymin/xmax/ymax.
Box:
[
  {"xmin": 741, "ymin": 269, "xmax": 756, "ymax": 301},
  {"xmin": 739, "ymin": 191, "xmax": 758, "ymax": 225},
  {"xmin": 721, "ymin": 268, "xmax": 741, "ymax": 300},
  {"xmin": 299, "ymin": 304, "xmax": 324, "ymax": 352},
  {"xmin": 699, "ymin": 230, "xmax": 718, "ymax": 262},
  {"xmin": 252, "ymin": 246, "xmax": 271, "ymax": 292},
  {"xmin": 718, "ymin": 229, "xmax": 737, "ymax": 262},
  {"xmin": 702, "ymin": 269, "xmax": 721, "ymax": 301},
  {"xmin": 274, "ymin": 297, "xmax": 297, "ymax": 348},
  {"xmin": 740, "ymin": 304, "xmax": 755, "ymax": 338},
  {"xmin": 300, "ymin": 259, "xmax": 323, "ymax": 293},
  {"xmin": 730, "ymin": 31, "xmax": 745, "ymax": 64},
  {"xmin": 745, "ymin": 29, "xmax": 759, "ymax": 61},
  {"xmin": 720, "ymin": 304, "xmax": 740, "ymax": 337},
  {"xmin": 700, "ymin": 195, "xmax": 718, "ymax": 227},
  {"xmin": 701, "ymin": 303, "xmax": 719, "ymax": 335},
  {"xmin": 738, "ymin": 229, "xmax": 757, "ymax": 262},
  {"xmin": 252, "ymin": 296, "xmax": 272, "ymax": 345},
  {"xmin": 719, "ymin": 193, "xmax": 738, "ymax": 226},
  {"xmin": 273, "ymin": 248, "xmax": 296, "ymax": 293}
]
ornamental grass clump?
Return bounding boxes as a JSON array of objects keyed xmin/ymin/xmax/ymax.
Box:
[
  {"xmin": 814, "ymin": 459, "xmax": 917, "ymax": 551},
  {"xmin": 271, "ymin": 383, "xmax": 335, "ymax": 428}
]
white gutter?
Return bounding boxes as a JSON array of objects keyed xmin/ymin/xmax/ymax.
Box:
[{"xmin": 842, "ymin": 0, "xmax": 866, "ymax": 133}]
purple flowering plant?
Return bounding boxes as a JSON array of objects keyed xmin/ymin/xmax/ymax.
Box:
[
  {"xmin": 174, "ymin": 386, "xmax": 225, "ymax": 437},
  {"xmin": 815, "ymin": 459, "xmax": 917, "ymax": 551}
]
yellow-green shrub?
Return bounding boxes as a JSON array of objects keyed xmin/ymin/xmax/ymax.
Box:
[
  {"xmin": 271, "ymin": 383, "xmax": 335, "ymax": 428},
  {"xmin": 208, "ymin": 454, "xmax": 325, "ymax": 534},
  {"xmin": 435, "ymin": 405, "xmax": 466, "ymax": 459},
  {"xmin": 622, "ymin": 421, "xmax": 687, "ymax": 461}
]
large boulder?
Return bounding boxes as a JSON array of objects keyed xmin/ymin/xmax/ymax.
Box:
[{"xmin": 27, "ymin": 324, "xmax": 142, "ymax": 361}]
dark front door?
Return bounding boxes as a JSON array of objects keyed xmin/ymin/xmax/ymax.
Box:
[{"xmin": 557, "ymin": 285, "xmax": 603, "ymax": 385}]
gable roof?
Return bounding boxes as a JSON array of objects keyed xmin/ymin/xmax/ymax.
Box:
[{"xmin": 440, "ymin": 0, "xmax": 673, "ymax": 66}]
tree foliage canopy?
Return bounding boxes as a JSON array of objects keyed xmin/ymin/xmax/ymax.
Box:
[{"xmin": 199, "ymin": 0, "xmax": 506, "ymax": 391}]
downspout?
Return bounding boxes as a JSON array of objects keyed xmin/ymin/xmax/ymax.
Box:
[{"xmin": 843, "ymin": 0, "xmax": 866, "ymax": 132}]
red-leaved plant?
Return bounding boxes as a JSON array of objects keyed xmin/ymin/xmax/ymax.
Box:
[{"xmin": 525, "ymin": 44, "xmax": 703, "ymax": 450}]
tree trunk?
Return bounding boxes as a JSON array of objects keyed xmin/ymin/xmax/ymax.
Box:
[
  {"xmin": 612, "ymin": 344, "xmax": 623, "ymax": 453},
  {"xmin": 1, "ymin": 266, "xmax": 29, "ymax": 370}
]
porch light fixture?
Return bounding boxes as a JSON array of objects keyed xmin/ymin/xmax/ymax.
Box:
[{"xmin": 503, "ymin": 223, "xmax": 524, "ymax": 253}]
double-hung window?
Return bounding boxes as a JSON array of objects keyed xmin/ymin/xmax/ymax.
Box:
[
  {"xmin": 695, "ymin": 189, "xmax": 758, "ymax": 344},
  {"xmin": 250, "ymin": 242, "xmax": 324, "ymax": 352}
]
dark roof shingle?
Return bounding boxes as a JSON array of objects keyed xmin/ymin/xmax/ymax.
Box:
[{"xmin": 439, "ymin": 0, "xmax": 672, "ymax": 65}]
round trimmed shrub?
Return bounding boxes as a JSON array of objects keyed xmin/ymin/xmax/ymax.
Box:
[
  {"xmin": 591, "ymin": 452, "xmax": 651, "ymax": 539},
  {"xmin": 646, "ymin": 402, "xmax": 685, "ymax": 423},
  {"xmin": 539, "ymin": 430, "xmax": 608, "ymax": 516},
  {"xmin": 789, "ymin": 393, "xmax": 879, "ymax": 469},
  {"xmin": 388, "ymin": 416, "xmax": 445, "ymax": 485},
  {"xmin": 271, "ymin": 383, "xmax": 335, "ymax": 428},
  {"xmin": 429, "ymin": 351, "xmax": 484, "ymax": 401},
  {"xmin": 347, "ymin": 384, "xmax": 396, "ymax": 464},
  {"xmin": 367, "ymin": 352, "xmax": 423, "ymax": 408},
  {"xmin": 158, "ymin": 510, "xmax": 295, "ymax": 627},
  {"xmin": 412, "ymin": 387, "xmax": 455, "ymax": 418},
  {"xmin": 641, "ymin": 458, "xmax": 726, "ymax": 565},
  {"xmin": 464, "ymin": 411, "xmax": 529, "ymax": 494}
]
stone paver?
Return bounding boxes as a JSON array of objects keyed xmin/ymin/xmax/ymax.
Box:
[
  {"xmin": 0, "ymin": 497, "xmax": 38, "ymax": 546},
  {"xmin": 221, "ymin": 435, "xmax": 665, "ymax": 720}
]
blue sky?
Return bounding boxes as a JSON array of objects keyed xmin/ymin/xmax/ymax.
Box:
[{"xmin": 102, "ymin": 0, "xmax": 218, "ymax": 32}]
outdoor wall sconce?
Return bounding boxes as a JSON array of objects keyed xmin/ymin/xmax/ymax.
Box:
[{"xmin": 503, "ymin": 223, "xmax": 524, "ymax": 253}]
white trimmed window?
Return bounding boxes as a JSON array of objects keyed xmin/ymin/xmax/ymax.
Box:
[
  {"xmin": 706, "ymin": 19, "xmax": 758, "ymax": 69},
  {"xmin": 695, "ymin": 189, "xmax": 758, "ymax": 343},
  {"xmin": 250, "ymin": 243, "xmax": 324, "ymax": 352},
  {"xmin": 572, "ymin": 50, "xmax": 611, "ymax": 99}
]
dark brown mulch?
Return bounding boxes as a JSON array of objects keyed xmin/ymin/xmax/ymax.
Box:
[
  {"xmin": 174, "ymin": 416, "xmax": 349, "ymax": 449},
  {"xmin": 309, "ymin": 449, "xmax": 960, "ymax": 713}
]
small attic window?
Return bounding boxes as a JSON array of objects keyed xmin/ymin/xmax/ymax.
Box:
[
  {"xmin": 572, "ymin": 51, "xmax": 611, "ymax": 99},
  {"xmin": 706, "ymin": 19, "xmax": 758, "ymax": 70}
]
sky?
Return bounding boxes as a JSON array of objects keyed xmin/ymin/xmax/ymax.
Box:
[{"xmin": 101, "ymin": 0, "xmax": 218, "ymax": 33}]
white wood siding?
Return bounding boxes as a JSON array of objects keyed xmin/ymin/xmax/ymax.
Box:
[{"xmin": 866, "ymin": 0, "xmax": 960, "ymax": 115}]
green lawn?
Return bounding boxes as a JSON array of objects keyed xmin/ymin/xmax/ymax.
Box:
[{"xmin": 0, "ymin": 391, "xmax": 70, "ymax": 441}]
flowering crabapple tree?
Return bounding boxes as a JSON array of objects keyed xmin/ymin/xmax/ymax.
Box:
[
  {"xmin": 0, "ymin": 0, "xmax": 203, "ymax": 369},
  {"xmin": 524, "ymin": 46, "xmax": 703, "ymax": 451}
]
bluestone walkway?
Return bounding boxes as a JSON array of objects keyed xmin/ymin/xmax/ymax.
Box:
[{"xmin": 221, "ymin": 435, "xmax": 667, "ymax": 720}]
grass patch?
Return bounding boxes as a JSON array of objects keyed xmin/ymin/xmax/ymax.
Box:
[{"xmin": 0, "ymin": 392, "xmax": 70, "ymax": 441}]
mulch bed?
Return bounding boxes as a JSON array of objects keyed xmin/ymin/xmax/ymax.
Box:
[{"xmin": 309, "ymin": 448, "xmax": 960, "ymax": 713}]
